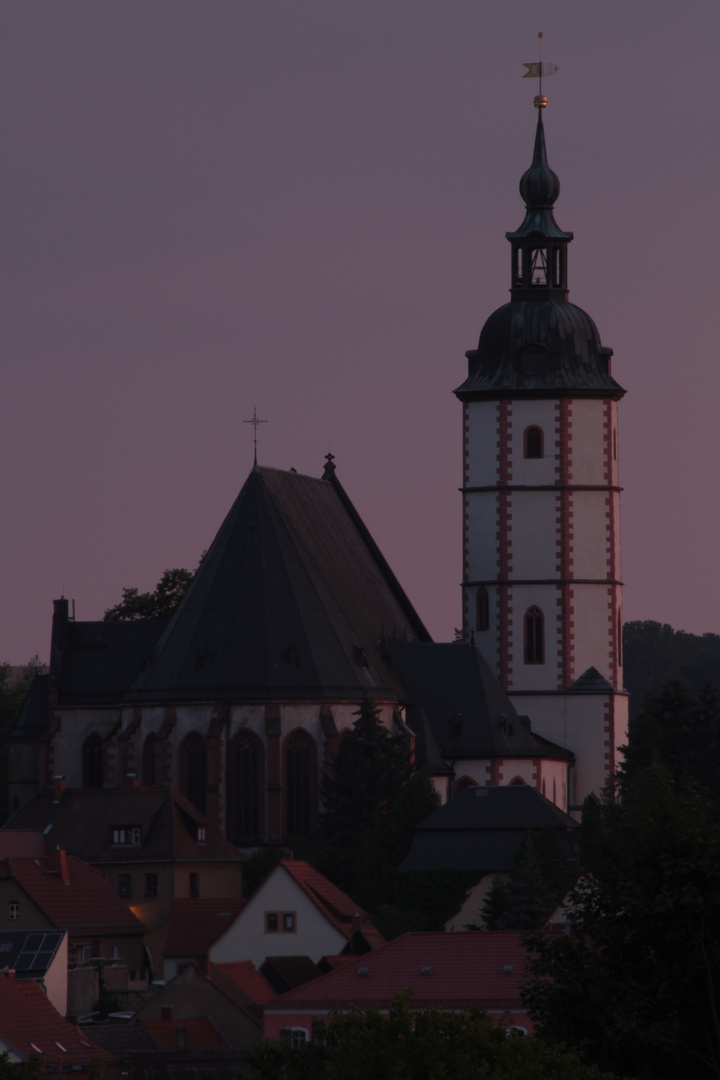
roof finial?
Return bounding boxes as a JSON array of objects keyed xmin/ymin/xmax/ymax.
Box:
[
  {"xmin": 243, "ymin": 406, "xmax": 267, "ymax": 466},
  {"xmin": 522, "ymin": 32, "xmax": 559, "ymax": 110}
]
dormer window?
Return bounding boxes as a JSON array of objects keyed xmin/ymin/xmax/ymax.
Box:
[
  {"xmin": 197, "ymin": 826, "xmax": 206, "ymax": 844},
  {"xmin": 112, "ymin": 827, "xmax": 141, "ymax": 845}
]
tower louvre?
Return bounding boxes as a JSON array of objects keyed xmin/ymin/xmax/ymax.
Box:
[{"xmin": 455, "ymin": 104, "xmax": 628, "ymax": 811}]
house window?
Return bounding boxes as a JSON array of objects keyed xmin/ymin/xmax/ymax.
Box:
[
  {"xmin": 144, "ymin": 873, "xmax": 158, "ymax": 898},
  {"xmin": 9, "ymin": 902, "xmax": 19, "ymax": 920},
  {"xmin": 82, "ymin": 734, "xmax": 103, "ymax": 788},
  {"xmin": 175, "ymin": 1027, "xmax": 187, "ymax": 1049},
  {"xmin": 524, "ymin": 426, "xmax": 543, "ymax": 459},
  {"xmin": 231, "ymin": 731, "xmax": 263, "ymax": 844},
  {"xmin": 118, "ymin": 874, "xmax": 132, "ymax": 899},
  {"xmin": 475, "ymin": 587, "xmax": 489, "ymax": 632},
  {"xmin": 189, "ymin": 873, "xmax": 199, "ymax": 898},
  {"xmin": 266, "ymin": 911, "xmax": 296, "ymax": 933},
  {"xmin": 284, "ymin": 730, "xmax": 317, "ymax": 837},
  {"xmin": 524, "ymin": 607, "xmax": 544, "ymax": 664},
  {"xmin": 180, "ymin": 733, "xmax": 207, "ymax": 814},
  {"xmin": 197, "ymin": 826, "xmax": 206, "ymax": 844},
  {"xmin": 291, "ymin": 1029, "xmax": 307, "ymax": 1049}
]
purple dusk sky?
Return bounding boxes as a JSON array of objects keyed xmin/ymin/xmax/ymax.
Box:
[{"xmin": 1, "ymin": 2, "xmax": 719, "ymax": 665}]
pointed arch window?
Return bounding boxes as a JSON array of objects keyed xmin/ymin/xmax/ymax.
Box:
[
  {"xmin": 142, "ymin": 734, "xmax": 156, "ymax": 787},
  {"xmin": 524, "ymin": 606, "xmax": 544, "ymax": 665},
  {"xmin": 83, "ymin": 734, "xmax": 104, "ymax": 788},
  {"xmin": 524, "ymin": 426, "xmax": 543, "ymax": 459},
  {"xmin": 618, "ymin": 611, "xmax": 623, "ymax": 668},
  {"xmin": 475, "ymin": 587, "xmax": 489, "ymax": 632},
  {"xmin": 231, "ymin": 731, "xmax": 264, "ymax": 843},
  {"xmin": 284, "ymin": 730, "xmax": 317, "ymax": 838},
  {"xmin": 180, "ymin": 733, "xmax": 207, "ymax": 814}
]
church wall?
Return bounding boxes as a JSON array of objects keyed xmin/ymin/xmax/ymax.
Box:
[
  {"xmin": 571, "ymin": 584, "xmax": 617, "ymax": 685},
  {"xmin": 511, "ymin": 693, "xmax": 619, "ymax": 814},
  {"xmin": 508, "ymin": 491, "xmax": 560, "ymax": 579},
  {"xmin": 567, "ymin": 399, "xmax": 608, "ymax": 486},
  {"xmin": 464, "ymin": 401, "xmax": 499, "ymax": 486},
  {"xmin": 505, "ymin": 584, "xmax": 561, "ymax": 692},
  {"xmin": 570, "ymin": 491, "xmax": 613, "ymax": 579},
  {"xmin": 465, "ymin": 495, "xmax": 499, "ymax": 581},
  {"xmin": 507, "ymin": 399, "xmax": 557, "ymax": 486},
  {"xmin": 52, "ymin": 709, "xmax": 121, "ymax": 787}
]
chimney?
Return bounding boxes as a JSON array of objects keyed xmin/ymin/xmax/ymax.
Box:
[
  {"xmin": 48, "ymin": 848, "xmax": 71, "ymax": 886},
  {"xmin": 53, "ymin": 776, "xmax": 66, "ymax": 801},
  {"xmin": 161, "ymin": 1005, "xmax": 174, "ymax": 1022}
]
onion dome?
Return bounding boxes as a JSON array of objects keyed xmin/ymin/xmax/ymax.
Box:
[{"xmin": 455, "ymin": 106, "xmax": 624, "ymax": 402}]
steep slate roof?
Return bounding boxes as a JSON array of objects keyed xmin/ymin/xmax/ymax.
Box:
[
  {"xmin": 0, "ymin": 972, "xmax": 115, "ymax": 1067},
  {"xmin": 0, "ymin": 855, "xmax": 144, "ymax": 937},
  {"xmin": 163, "ymin": 900, "xmax": 246, "ymax": 958},
  {"xmin": 567, "ymin": 666, "xmax": 617, "ymax": 693},
  {"xmin": 399, "ymin": 785, "xmax": 579, "ymax": 874},
  {"xmin": 388, "ymin": 643, "xmax": 573, "ymax": 762},
  {"xmin": 275, "ymin": 860, "xmax": 383, "ymax": 945},
  {"xmin": 124, "ymin": 464, "xmax": 430, "ymax": 704},
  {"xmin": 4, "ymin": 787, "xmax": 244, "ymax": 866},
  {"xmin": 263, "ymin": 931, "xmax": 531, "ymax": 1013}
]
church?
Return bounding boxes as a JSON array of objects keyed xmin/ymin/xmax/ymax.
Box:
[{"xmin": 9, "ymin": 98, "xmax": 628, "ymax": 842}]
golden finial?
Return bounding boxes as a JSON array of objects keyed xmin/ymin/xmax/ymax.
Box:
[{"xmin": 523, "ymin": 32, "xmax": 558, "ymax": 107}]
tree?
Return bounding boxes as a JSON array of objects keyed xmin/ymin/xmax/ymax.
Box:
[
  {"xmin": 299, "ymin": 699, "xmax": 462, "ymax": 932},
  {"xmin": 522, "ymin": 765, "xmax": 720, "ymax": 1079},
  {"xmin": 103, "ymin": 567, "xmax": 193, "ymax": 621},
  {"xmin": 622, "ymin": 620, "xmax": 720, "ymax": 723},
  {"xmin": 245, "ymin": 992, "xmax": 623, "ymax": 1080},
  {"xmin": 0, "ymin": 659, "xmax": 47, "ymax": 824},
  {"xmin": 621, "ymin": 678, "xmax": 720, "ymax": 807},
  {"xmin": 480, "ymin": 827, "xmax": 571, "ymax": 931}
]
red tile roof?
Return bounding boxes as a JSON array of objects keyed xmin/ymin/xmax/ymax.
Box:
[
  {"xmin": 264, "ymin": 931, "xmax": 532, "ymax": 1012},
  {"xmin": 0, "ymin": 971, "xmax": 115, "ymax": 1067},
  {"xmin": 142, "ymin": 1016, "xmax": 228, "ymax": 1050},
  {"xmin": 0, "ymin": 855, "xmax": 143, "ymax": 936},
  {"xmin": 277, "ymin": 860, "xmax": 382, "ymax": 943},
  {"xmin": 163, "ymin": 899, "xmax": 246, "ymax": 957},
  {"xmin": 0, "ymin": 831, "xmax": 46, "ymax": 859},
  {"xmin": 211, "ymin": 961, "xmax": 275, "ymax": 1006}
]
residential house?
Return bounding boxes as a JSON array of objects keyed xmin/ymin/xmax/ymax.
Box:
[
  {"xmin": 0, "ymin": 851, "xmax": 146, "ymax": 976},
  {"xmin": 399, "ymin": 784, "xmax": 579, "ymax": 930},
  {"xmin": 0, "ymin": 969, "xmax": 116, "ymax": 1074},
  {"xmin": 174, "ymin": 858, "xmax": 383, "ymax": 972},
  {"xmin": 4, "ymin": 784, "xmax": 245, "ymax": 976},
  {"xmin": 263, "ymin": 931, "xmax": 535, "ymax": 1041},
  {"xmin": 0, "ymin": 928, "xmax": 68, "ymax": 1016},
  {"xmin": 132, "ymin": 961, "xmax": 265, "ymax": 1048}
]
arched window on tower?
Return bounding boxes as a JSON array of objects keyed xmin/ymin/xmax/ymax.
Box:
[
  {"xmin": 180, "ymin": 733, "xmax": 207, "ymax": 814},
  {"xmin": 475, "ymin": 587, "xmax": 489, "ymax": 632},
  {"xmin": 231, "ymin": 731, "xmax": 264, "ymax": 843},
  {"xmin": 82, "ymin": 734, "xmax": 104, "ymax": 788},
  {"xmin": 284, "ymin": 730, "xmax": 317, "ymax": 838},
  {"xmin": 524, "ymin": 426, "xmax": 543, "ymax": 459},
  {"xmin": 142, "ymin": 734, "xmax": 156, "ymax": 787},
  {"xmin": 524, "ymin": 607, "xmax": 544, "ymax": 665}
]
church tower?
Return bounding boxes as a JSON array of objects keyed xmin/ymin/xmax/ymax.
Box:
[{"xmin": 455, "ymin": 100, "xmax": 628, "ymax": 811}]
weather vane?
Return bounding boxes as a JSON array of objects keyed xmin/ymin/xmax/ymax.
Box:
[
  {"xmin": 523, "ymin": 32, "xmax": 559, "ymax": 108},
  {"xmin": 243, "ymin": 406, "xmax": 267, "ymax": 464}
]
